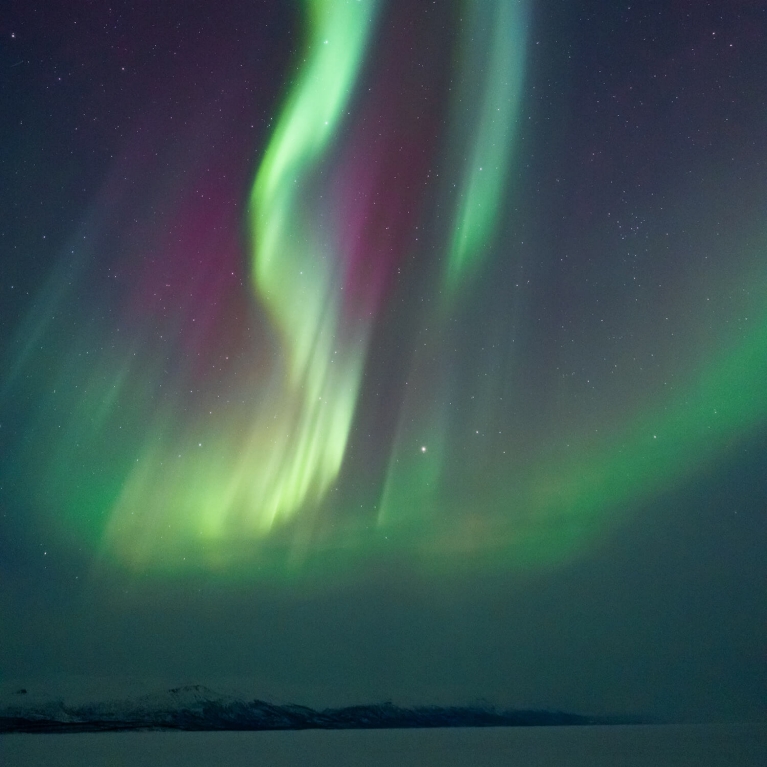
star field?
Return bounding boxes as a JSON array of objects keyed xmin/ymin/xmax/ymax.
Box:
[{"xmin": 0, "ymin": 0, "xmax": 766, "ymax": 721}]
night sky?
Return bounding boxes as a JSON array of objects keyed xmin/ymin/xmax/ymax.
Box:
[{"xmin": 1, "ymin": 0, "xmax": 766, "ymax": 722}]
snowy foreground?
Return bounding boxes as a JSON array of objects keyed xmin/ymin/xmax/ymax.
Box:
[{"xmin": 2, "ymin": 724, "xmax": 766, "ymax": 767}]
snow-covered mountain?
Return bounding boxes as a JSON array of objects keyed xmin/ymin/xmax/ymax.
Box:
[{"xmin": 0, "ymin": 684, "xmax": 620, "ymax": 733}]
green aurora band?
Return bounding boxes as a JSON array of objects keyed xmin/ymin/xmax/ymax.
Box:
[
  {"xmin": 97, "ymin": 0, "xmax": 385, "ymax": 562},
  {"xmin": 444, "ymin": 0, "xmax": 528, "ymax": 291},
  {"xmin": 378, "ymin": 0, "xmax": 529, "ymax": 530},
  {"xmin": 243, "ymin": 0, "xmax": 381, "ymax": 528},
  {"xmin": 3, "ymin": 0, "xmax": 767, "ymax": 577}
]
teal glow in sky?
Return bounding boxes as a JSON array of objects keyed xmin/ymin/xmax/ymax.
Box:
[
  {"xmin": 3, "ymin": 0, "xmax": 767, "ymax": 725},
  {"xmin": 2, "ymin": 0, "xmax": 766, "ymax": 580}
]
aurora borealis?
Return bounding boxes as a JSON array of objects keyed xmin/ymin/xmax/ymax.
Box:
[{"xmin": 1, "ymin": 0, "xmax": 766, "ymax": 721}]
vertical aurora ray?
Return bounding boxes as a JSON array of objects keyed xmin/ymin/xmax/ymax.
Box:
[
  {"xmin": 372, "ymin": 0, "xmax": 767, "ymax": 570},
  {"xmin": 378, "ymin": 0, "xmax": 530, "ymax": 527},
  {"xmin": 98, "ymin": 0, "xmax": 384, "ymax": 562},
  {"xmin": 4, "ymin": 0, "xmax": 767, "ymax": 578},
  {"xmin": 251, "ymin": 0, "xmax": 379, "ymax": 377},
  {"xmin": 444, "ymin": 0, "xmax": 529, "ymax": 291},
  {"xmin": 241, "ymin": 0, "xmax": 381, "ymax": 529}
]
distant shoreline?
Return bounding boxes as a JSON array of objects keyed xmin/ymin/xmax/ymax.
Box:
[{"xmin": 0, "ymin": 684, "xmax": 640, "ymax": 734}]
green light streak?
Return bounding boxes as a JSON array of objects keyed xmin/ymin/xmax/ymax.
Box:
[
  {"xmin": 241, "ymin": 0, "xmax": 379, "ymax": 528},
  {"xmin": 528, "ymin": 291, "xmax": 767, "ymax": 530},
  {"xmin": 6, "ymin": 0, "xmax": 766, "ymax": 581},
  {"xmin": 378, "ymin": 260, "xmax": 767, "ymax": 573},
  {"xmin": 87, "ymin": 0, "xmax": 382, "ymax": 567},
  {"xmin": 379, "ymin": 0, "xmax": 529, "ymax": 527},
  {"xmin": 445, "ymin": 0, "xmax": 528, "ymax": 290},
  {"xmin": 252, "ymin": 0, "xmax": 377, "ymax": 379}
]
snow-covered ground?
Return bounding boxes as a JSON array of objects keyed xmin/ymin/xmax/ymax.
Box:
[{"xmin": 2, "ymin": 724, "xmax": 766, "ymax": 767}]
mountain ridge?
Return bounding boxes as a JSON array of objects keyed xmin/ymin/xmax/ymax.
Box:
[{"xmin": 0, "ymin": 684, "xmax": 642, "ymax": 733}]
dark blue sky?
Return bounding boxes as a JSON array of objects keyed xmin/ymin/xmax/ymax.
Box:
[{"xmin": 1, "ymin": 0, "xmax": 765, "ymax": 721}]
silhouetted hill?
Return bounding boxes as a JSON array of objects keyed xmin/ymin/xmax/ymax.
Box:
[{"xmin": 0, "ymin": 684, "xmax": 641, "ymax": 733}]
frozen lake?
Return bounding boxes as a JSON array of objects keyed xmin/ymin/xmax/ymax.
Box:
[{"xmin": 2, "ymin": 724, "xmax": 766, "ymax": 766}]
